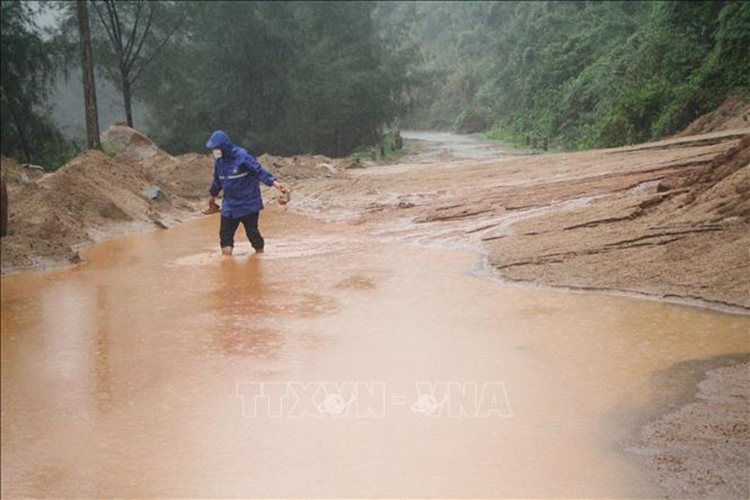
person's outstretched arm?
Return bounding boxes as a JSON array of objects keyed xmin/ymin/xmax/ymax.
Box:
[{"xmin": 244, "ymin": 153, "xmax": 290, "ymax": 195}]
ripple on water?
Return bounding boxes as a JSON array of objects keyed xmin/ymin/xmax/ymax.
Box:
[{"xmin": 168, "ymin": 236, "xmax": 367, "ymax": 266}]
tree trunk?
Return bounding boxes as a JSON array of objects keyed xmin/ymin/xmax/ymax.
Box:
[
  {"xmin": 121, "ymin": 71, "xmax": 134, "ymax": 128},
  {"xmin": 1, "ymin": 178, "xmax": 8, "ymax": 238},
  {"xmin": 7, "ymin": 101, "xmax": 32, "ymax": 163},
  {"xmin": 77, "ymin": 0, "xmax": 101, "ymax": 150}
]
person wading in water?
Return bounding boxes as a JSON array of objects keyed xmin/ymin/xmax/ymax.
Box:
[{"xmin": 203, "ymin": 130, "xmax": 290, "ymax": 255}]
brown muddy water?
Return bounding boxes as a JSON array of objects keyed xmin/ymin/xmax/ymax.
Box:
[{"xmin": 1, "ymin": 209, "xmax": 748, "ymax": 498}]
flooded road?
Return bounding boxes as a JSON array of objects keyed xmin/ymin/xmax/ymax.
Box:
[
  {"xmin": 401, "ymin": 130, "xmax": 522, "ymax": 161},
  {"xmin": 1, "ymin": 208, "xmax": 748, "ymax": 498}
]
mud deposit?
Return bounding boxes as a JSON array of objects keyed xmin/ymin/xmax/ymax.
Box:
[{"xmin": 292, "ymin": 129, "xmax": 750, "ymax": 312}]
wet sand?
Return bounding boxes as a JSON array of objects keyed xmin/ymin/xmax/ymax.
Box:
[
  {"xmin": 629, "ymin": 359, "xmax": 749, "ymax": 499},
  {"xmin": 2, "ymin": 208, "xmax": 748, "ymax": 498}
]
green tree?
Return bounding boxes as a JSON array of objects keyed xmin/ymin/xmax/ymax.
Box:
[
  {"xmin": 140, "ymin": 1, "xmax": 409, "ymax": 157},
  {"xmin": 56, "ymin": 0, "xmax": 184, "ymax": 129},
  {"xmin": 1, "ymin": 0, "xmax": 70, "ymax": 165},
  {"xmin": 88, "ymin": 0, "xmax": 183, "ymax": 128}
]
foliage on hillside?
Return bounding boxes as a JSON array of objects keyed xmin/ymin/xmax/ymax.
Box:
[
  {"xmin": 3, "ymin": 1, "xmax": 748, "ymax": 163},
  {"xmin": 382, "ymin": 1, "xmax": 750, "ymax": 149}
]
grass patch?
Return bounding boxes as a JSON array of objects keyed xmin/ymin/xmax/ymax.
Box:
[
  {"xmin": 484, "ymin": 124, "xmax": 527, "ymax": 148},
  {"xmin": 350, "ymin": 130, "xmax": 408, "ymax": 164},
  {"xmin": 100, "ymin": 141, "xmax": 119, "ymax": 158},
  {"xmin": 484, "ymin": 124, "xmax": 564, "ymax": 153}
]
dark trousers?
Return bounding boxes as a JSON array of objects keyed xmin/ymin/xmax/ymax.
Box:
[{"xmin": 219, "ymin": 212, "xmax": 264, "ymax": 249}]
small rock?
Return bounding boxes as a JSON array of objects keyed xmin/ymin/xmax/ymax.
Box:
[
  {"xmin": 319, "ymin": 163, "xmax": 338, "ymax": 175},
  {"xmin": 147, "ymin": 185, "xmax": 166, "ymax": 201},
  {"xmin": 147, "ymin": 211, "xmax": 168, "ymax": 229}
]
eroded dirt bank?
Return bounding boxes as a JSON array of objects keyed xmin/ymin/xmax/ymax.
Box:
[{"xmin": 289, "ymin": 129, "xmax": 750, "ymax": 312}]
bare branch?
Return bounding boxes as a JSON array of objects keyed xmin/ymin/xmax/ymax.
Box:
[
  {"xmin": 107, "ymin": 0, "xmax": 123, "ymax": 54},
  {"xmin": 123, "ymin": 0, "xmax": 144, "ymax": 66},
  {"xmin": 128, "ymin": 2, "xmax": 155, "ymax": 72},
  {"xmin": 130, "ymin": 8, "xmax": 185, "ymax": 86},
  {"xmin": 91, "ymin": 0, "xmax": 118, "ymax": 49},
  {"xmin": 99, "ymin": 61, "xmax": 119, "ymax": 84}
]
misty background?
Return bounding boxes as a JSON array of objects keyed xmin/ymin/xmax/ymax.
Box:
[
  {"xmin": 2, "ymin": 1, "xmax": 749, "ymax": 168},
  {"xmin": 27, "ymin": 1, "xmax": 150, "ymax": 140}
]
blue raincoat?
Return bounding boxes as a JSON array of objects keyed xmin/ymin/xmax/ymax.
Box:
[{"xmin": 206, "ymin": 130, "xmax": 277, "ymax": 218}]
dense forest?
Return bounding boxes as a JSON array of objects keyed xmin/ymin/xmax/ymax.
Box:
[
  {"xmin": 384, "ymin": 0, "xmax": 750, "ymax": 149},
  {"xmin": 1, "ymin": 0, "xmax": 749, "ymax": 166},
  {"xmin": 138, "ymin": 1, "xmax": 408, "ymax": 157}
]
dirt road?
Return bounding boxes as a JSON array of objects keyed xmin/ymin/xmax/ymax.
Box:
[
  {"xmin": 293, "ymin": 129, "xmax": 750, "ymax": 312},
  {"xmin": 400, "ymin": 131, "xmax": 528, "ymax": 161},
  {"xmin": 1, "ymin": 129, "xmax": 749, "ymax": 498}
]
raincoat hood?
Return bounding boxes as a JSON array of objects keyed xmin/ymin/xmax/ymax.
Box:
[{"xmin": 205, "ymin": 130, "xmax": 236, "ymax": 158}]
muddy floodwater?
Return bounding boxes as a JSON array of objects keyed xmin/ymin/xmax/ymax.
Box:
[{"xmin": 1, "ymin": 209, "xmax": 748, "ymax": 498}]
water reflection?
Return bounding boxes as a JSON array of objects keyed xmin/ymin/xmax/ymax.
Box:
[
  {"xmin": 94, "ymin": 285, "xmax": 112, "ymax": 414},
  {"xmin": 208, "ymin": 257, "xmax": 285, "ymax": 358},
  {"xmin": 205, "ymin": 253, "xmax": 336, "ymax": 360}
]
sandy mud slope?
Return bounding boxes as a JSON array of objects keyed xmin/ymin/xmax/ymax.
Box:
[{"xmin": 289, "ymin": 128, "xmax": 750, "ymax": 312}]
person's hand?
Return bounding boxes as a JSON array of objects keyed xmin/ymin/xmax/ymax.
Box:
[
  {"xmin": 273, "ymin": 181, "xmax": 290, "ymax": 194},
  {"xmin": 202, "ymin": 197, "xmax": 220, "ymax": 215},
  {"xmin": 273, "ymin": 181, "xmax": 291, "ymax": 205},
  {"xmin": 277, "ymin": 190, "xmax": 291, "ymax": 205}
]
